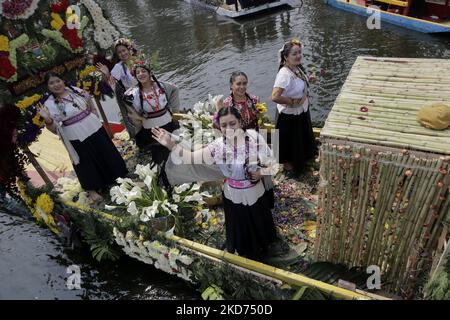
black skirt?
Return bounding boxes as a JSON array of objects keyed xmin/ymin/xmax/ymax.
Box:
[
  {"xmin": 134, "ymin": 121, "xmax": 178, "ymax": 166},
  {"xmin": 275, "ymin": 109, "xmax": 316, "ymax": 173},
  {"xmin": 71, "ymin": 127, "xmax": 128, "ymax": 191},
  {"xmin": 223, "ymin": 193, "xmax": 278, "ymax": 260}
]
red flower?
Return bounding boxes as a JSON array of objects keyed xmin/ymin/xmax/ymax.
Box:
[
  {"xmin": 360, "ymin": 106, "xmax": 369, "ymax": 112},
  {"xmin": 51, "ymin": 0, "xmax": 69, "ymax": 13},
  {"xmin": 0, "ymin": 56, "xmax": 17, "ymax": 80}
]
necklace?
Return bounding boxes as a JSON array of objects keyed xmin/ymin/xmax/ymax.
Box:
[
  {"xmin": 142, "ymin": 84, "xmax": 162, "ymax": 112},
  {"xmin": 55, "ymin": 92, "xmax": 83, "ymax": 118}
]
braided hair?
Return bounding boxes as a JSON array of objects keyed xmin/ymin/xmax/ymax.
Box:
[{"xmin": 133, "ymin": 65, "xmax": 168, "ymax": 114}]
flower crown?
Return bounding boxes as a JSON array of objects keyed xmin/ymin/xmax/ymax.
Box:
[
  {"xmin": 114, "ymin": 38, "xmax": 135, "ymax": 51},
  {"xmin": 131, "ymin": 54, "xmax": 152, "ymax": 75}
]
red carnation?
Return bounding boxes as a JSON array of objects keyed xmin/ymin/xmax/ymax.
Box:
[
  {"xmin": 0, "ymin": 56, "xmax": 17, "ymax": 80},
  {"xmin": 51, "ymin": 0, "xmax": 69, "ymax": 13}
]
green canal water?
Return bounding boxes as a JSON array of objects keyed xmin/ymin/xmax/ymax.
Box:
[{"xmin": 1, "ymin": 0, "xmax": 449, "ymax": 299}]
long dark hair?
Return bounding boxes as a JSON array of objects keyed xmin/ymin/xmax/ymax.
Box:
[
  {"xmin": 112, "ymin": 42, "xmax": 138, "ymax": 69},
  {"xmin": 278, "ymin": 40, "xmax": 308, "ymax": 83},
  {"xmin": 217, "ymin": 106, "xmax": 243, "ymax": 123},
  {"xmin": 134, "ymin": 66, "xmax": 167, "ymax": 113},
  {"xmin": 44, "ymin": 72, "xmax": 86, "ymax": 101},
  {"xmin": 229, "ymin": 71, "xmax": 256, "ymax": 109}
]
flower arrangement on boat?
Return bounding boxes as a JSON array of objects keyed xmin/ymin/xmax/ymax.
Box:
[
  {"xmin": 178, "ymin": 94, "xmax": 223, "ymax": 146},
  {"xmin": 108, "ymin": 164, "xmax": 211, "ymax": 232}
]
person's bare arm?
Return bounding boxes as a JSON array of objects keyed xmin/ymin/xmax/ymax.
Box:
[
  {"xmin": 151, "ymin": 127, "xmax": 214, "ymax": 164},
  {"xmin": 37, "ymin": 103, "xmax": 57, "ymax": 134}
]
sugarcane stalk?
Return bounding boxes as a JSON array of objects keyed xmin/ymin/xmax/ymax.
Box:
[
  {"xmin": 392, "ymin": 158, "xmax": 442, "ymax": 293},
  {"xmin": 374, "ymin": 153, "xmax": 414, "ymax": 270},
  {"xmin": 327, "ymin": 117, "xmax": 449, "ymax": 138},
  {"xmin": 339, "ymin": 147, "xmax": 355, "ymax": 264},
  {"xmin": 383, "ymin": 156, "xmax": 421, "ymax": 275},
  {"xmin": 322, "ymin": 129, "xmax": 450, "ymax": 154},
  {"xmin": 389, "ymin": 158, "xmax": 434, "ymax": 292},
  {"xmin": 364, "ymin": 152, "xmax": 395, "ymax": 264}
]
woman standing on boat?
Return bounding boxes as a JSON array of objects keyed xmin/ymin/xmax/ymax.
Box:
[
  {"xmin": 122, "ymin": 57, "xmax": 180, "ymax": 166},
  {"xmin": 217, "ymin": 71, "xmax": 274, "ymax": 208},
  {"xmin": 96, "ymin": 38, "xmax": 139, "ymax": 135},
  {"xmin": 270, "ymin": 39, "xmax": 316, "ymax": 174},
  {"xmin": 38, "ymin": 73, "xmax": 128, "ymax": 202},
  {"xmin": 152, "ymin": 106, "xmax": 278, "ymax": 260},
  {"xmin": 217, "ymin": 71, "xmax": 259, "ymax": 130}
]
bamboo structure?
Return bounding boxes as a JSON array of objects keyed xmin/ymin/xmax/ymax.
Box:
[{"xmin": 315, "ymin": 56, "xmax": 450, "ymax": 297}]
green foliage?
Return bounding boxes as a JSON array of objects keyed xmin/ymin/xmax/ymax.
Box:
[
  {"xmin": 424, "ymin": 257, "xmax": 450, "ymax": 300},
  {"xmin": 68, "ymin": 208, "xmax": 121, "ymax": 262}
]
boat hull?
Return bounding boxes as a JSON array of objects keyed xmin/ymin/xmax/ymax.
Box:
[
  {"xmin": 325, "ymin": 0, "xmax": 450, "ymax": 33},
  {"xmin": 184, "ymin": 0, "xmax": 293, "ymax": 18}
]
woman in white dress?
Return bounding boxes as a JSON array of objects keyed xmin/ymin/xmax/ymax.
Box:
[
  {"xmin": 152, "ymin": 106, "xmax": 278, "ymax": 260},
  {"xmin": 96, "ymin": 38, "xmax": 139, "ymax": 135},
  {"xmin": 270, "ymin": 39, "xmax": 316, "ymax": 174},
  {"xmin": 122, "ymin": 58, "xmax": 180, "ymax": 166},
  {"xmin": 38, "ymin": 73, "xmax": 128, "ymax": 202}
]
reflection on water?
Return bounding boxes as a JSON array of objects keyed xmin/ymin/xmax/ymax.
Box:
[
  {"xmin": 1, "ymin": 0, "xmax": 449, "ymax": 300},
  {"xmin": 0, "ymin": 211, "xmax": 197, "ymax": 300},
  {"xmin": 107, "ymin": 0, "xmax": 449, "ymax": 126}
]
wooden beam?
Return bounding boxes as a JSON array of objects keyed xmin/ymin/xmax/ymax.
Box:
[
  {"xmin": 94, "ymin": 97, "xmax": 113, "ymax": 139},
  {"xmin": 24, "ymin": 146, "xmax": 54, "ymax": 189}
]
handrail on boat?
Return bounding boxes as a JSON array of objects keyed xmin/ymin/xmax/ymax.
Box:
[{"xmin": 63, "ymin": 200, "xmax": 389, "ymax": 300}]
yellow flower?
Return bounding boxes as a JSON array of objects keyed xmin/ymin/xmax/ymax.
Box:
[
  {"xmin": 51, "ymin": 12, "xmax": 65, "ymax": 31},
  {"xmin": 18, "ymin": 181, "xmax": 33, "ymax": 207},
  {"xmin": 201, "ymin": 222, "xmax": 208, "ymax": 229},
  {"xmin": 211, "ymin": 218, "xmax": 217, "ymax": 226},
  {"xmin": 32, "ymin": 113, "xmax": 45, "ymax": 128},
  {"xmin": 16, "ymin": 94, "xmax": 42, "ymax": 110},
  {"xmin": 36, "ymin": 193, "xmax": 54, "ymax": 215},
  {"xmin": 255, "ymin": 102, "xmax": 267, "ymax": 114},
  {"xmin": 0, "ymin": 35, "xmax": 9, "ymax": 52},
  {"xmin": 79, "ymin": 65, "xmax": 96, "ymax": 79}
]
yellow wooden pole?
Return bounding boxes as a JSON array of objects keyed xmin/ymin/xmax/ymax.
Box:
[{"xmin": 63, "ymin": 201, "xmax": 385, "ymax": 300}]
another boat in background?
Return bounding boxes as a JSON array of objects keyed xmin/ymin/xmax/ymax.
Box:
[
  {"xmin": 325, "ymin": 0, "xmax": 450, "ymax": 33},
  {"xmin": 184, "ymin": 0, "xmax": 300, "ymax": 18}
]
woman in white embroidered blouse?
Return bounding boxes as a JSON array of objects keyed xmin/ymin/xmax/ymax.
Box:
[
  {"xmin": 152, "ymin": 107, "xmax": 278, "ymax": 260},
  {"xmin": 270, "ymin": 39, "xmax": 316, "ymax": 174},
  {"xmin": 38, "ymin": 73, "xmax": 128, "ymax": 202},
  {"xmin": 96, "ymin": 38, "xmax": 139, "ymax": 136},
  {"xmin": 122, "ymin": 58, "xmax": 180, "ymax": 168}
]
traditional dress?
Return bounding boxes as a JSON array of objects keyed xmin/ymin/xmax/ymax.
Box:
[
  {"xmin": 123, "ymin": 82, "xmax": 179, "ymax": 165},
  {"xmin": 222, "ymin": 93, "xmax": 275, "ymax": 208},
  {"xmin": 44, "ymin": 87, "xmax": 127, "ymax": 191},
  {"xmin": 273, "ymin": 66, "xmax": 316, "ymax": 173},
  {"xmin": 110, "ymin": 61, "xmax": 140, "ymax": 137},
  {"xmin": 222, "ymin": 93, "xmax": 259, "ymax": 130},
  {"xmin": 207, "ymin": 130, "xmax": 278, "ymax": 259}
]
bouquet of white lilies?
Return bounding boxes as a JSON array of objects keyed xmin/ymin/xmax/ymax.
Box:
[
  {"xmin": 108, "ymin": 164, "xmax": 211, "ymax": 226},
  {"xmin": 178, "ymin": 94, "xmax": 223, "ymax": 147}
]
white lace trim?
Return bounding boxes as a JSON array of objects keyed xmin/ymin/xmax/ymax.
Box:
[{"xmin": 223, "ymin": 180, "xmax": 265, "ymax": 206}]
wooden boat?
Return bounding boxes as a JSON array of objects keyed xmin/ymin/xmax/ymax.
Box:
[
  {"xmin": 325, "ymin": 0, "xmax": 450, "ymax": 33},
  {"xmin": 183, "ymin": 0, "xmax": 298, "ymax": 18}
]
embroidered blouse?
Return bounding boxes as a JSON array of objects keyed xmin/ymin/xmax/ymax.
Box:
[
  {"xmin": 222, "ymin": 93, "xmax": 259, "ymax": 130},
  {"xmin": 273, "ymin": 66, "xmax": 309, "ymax": 115},
  {"xmin": 44, "ymin": 87, "xmax": 101, "ymax": 142}
]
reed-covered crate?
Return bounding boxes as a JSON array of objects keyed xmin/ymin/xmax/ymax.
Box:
[{"xmin": 315, "ymin": 56, "xmax": 450, "ymax": 297}]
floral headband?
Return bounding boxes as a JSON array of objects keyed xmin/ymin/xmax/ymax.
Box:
[
  {"xmin": 131, "ymin": 55, "xmax": 152, "ymax": 75},
  {"xmin": 114, "ymin": 38, "xmax": 136, "ymax": 52},
  {"xmin": 278, "ymin": 38, "xmax": 304, "ymax": 63}
]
